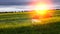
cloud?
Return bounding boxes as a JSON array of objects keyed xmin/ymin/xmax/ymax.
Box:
[
  {"xmin": 0, "ymin": 5, "xmax": 33, "ymax": 12},
  {"xmin": 0, "ymin": 0, "xmax": 31, "ymax": 5},
  {"xmin": 0, "ymin": 0, "xmax": 60, "ymax": 5},
  {"xmin": 0, "ymin": 5, "xmax": 59, "ymax": 12},
  {"xmin": 0, "ymin": 0, "xmax": 60, "ymax": 11}
]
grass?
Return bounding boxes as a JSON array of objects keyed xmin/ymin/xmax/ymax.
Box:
[{"xmin": 0, "ymin": 10, "xmax": 60, "ymax": 34}]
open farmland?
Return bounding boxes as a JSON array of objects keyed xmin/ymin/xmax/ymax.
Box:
[{"xmin": 0, "ymin": 10, "xmax": 60, "ymax": 34}]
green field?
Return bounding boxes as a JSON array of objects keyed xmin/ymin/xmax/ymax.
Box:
[{"xmin": 0, "ymin": 10, "xmax": 60, "ymax": 34}]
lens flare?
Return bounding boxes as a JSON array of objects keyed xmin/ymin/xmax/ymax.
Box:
[
  {"xmin": 34, "ymin": 4, "xmax": 48, "ymax": 16},
  {"xmin": 29, "ymin": 0, "xmax": 55, "ymax": 24}
]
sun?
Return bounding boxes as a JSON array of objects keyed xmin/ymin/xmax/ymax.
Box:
[
  {"xmin": 35, "ymin": 4, "xmax": 48, "ymax": 10},
  {"xmin": 34, "ymin": 4, "xmax": 49, "ymax": 16}
]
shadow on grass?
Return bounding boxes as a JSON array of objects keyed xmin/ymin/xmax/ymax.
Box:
[{"xmin": 0, "ymin": 22, "xmax": 60, "ymax": 34}]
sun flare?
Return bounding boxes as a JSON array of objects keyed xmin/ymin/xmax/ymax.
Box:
[
  {"xmin": 34, "ymin": 4, "xmax": 49, "ymax": 16},
  {"xmin": 30, "ymin": 0, "xmax": 55, "ymax": 25}
]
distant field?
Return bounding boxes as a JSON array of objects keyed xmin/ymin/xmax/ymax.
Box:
[{"xmin": 0, "ymin": 10, "xmax": 60, "ymax": 34}]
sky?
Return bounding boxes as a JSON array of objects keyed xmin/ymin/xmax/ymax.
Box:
[{"xmin": 0, "ymin": 0, "xmax": 60, "ymax": 11}]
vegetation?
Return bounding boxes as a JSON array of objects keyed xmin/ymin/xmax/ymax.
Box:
[{"xmin": 0, "ymin": 10, "xmax": 60, "ymax": 34}]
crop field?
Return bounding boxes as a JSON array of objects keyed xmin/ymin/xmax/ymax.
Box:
[{"xmin": 0, "ymin": 10, "xmax": 60, "ymax": 34}]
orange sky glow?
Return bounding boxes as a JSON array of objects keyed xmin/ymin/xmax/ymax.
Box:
[{"xmin": 30, "ymin": 0, "xmax": 55, "ymax": 19}]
